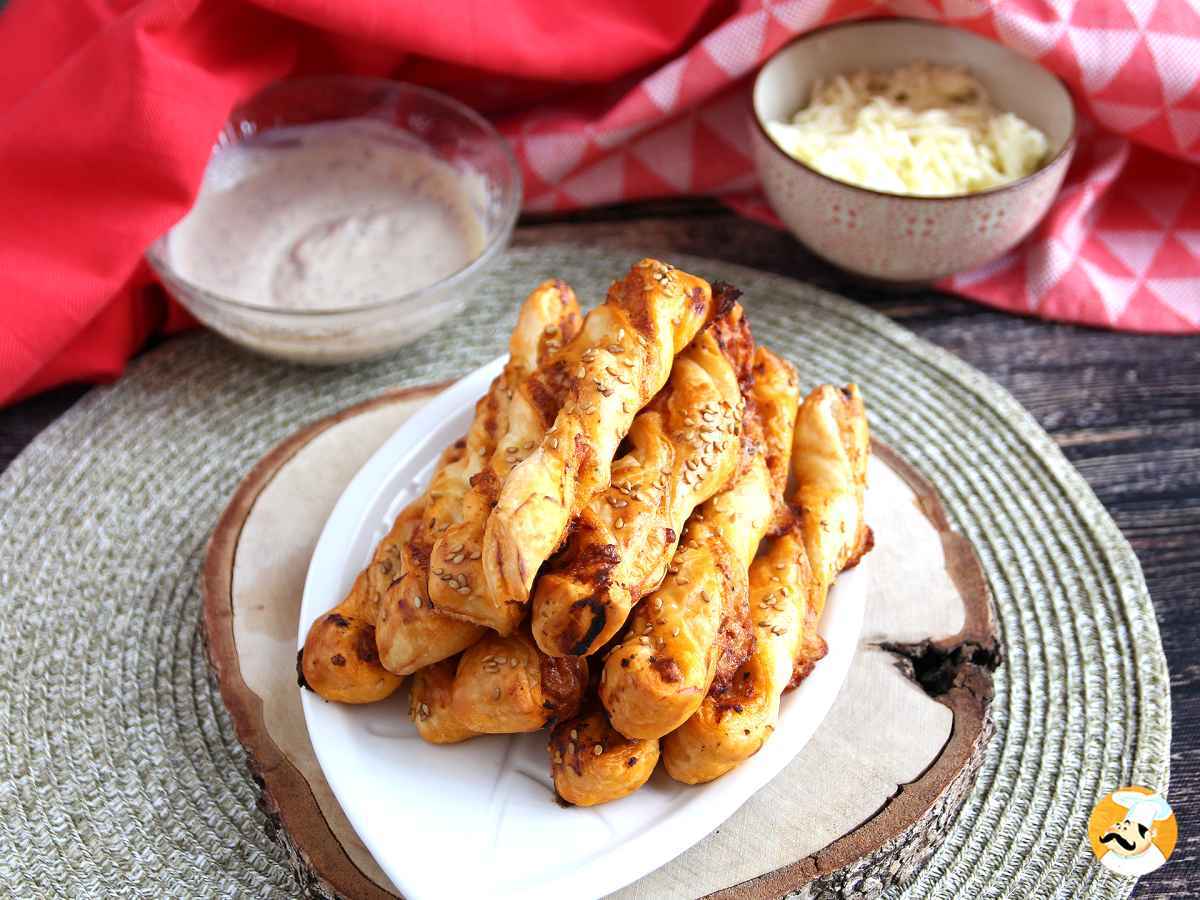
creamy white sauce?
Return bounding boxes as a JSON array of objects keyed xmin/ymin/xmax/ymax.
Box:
[{"xmin": 168, "ymin": 120, "xmax": 486, "ymax": 310}]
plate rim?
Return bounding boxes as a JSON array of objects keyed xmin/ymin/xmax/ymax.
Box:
[{"xmin": 296, "ymin": 357, "xmax": 870, "ymax": 900}]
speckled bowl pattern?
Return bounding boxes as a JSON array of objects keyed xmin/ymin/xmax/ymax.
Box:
[{"xmin": 751, "ymin": 20, "xmax": 1076, "ymax": 284}]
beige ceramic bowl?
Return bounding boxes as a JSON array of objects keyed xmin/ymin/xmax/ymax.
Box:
[{"xmin": 751, "ymin": 19, "xmax": 1076, "ymax": 284}]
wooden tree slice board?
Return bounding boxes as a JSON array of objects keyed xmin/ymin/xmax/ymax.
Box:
[{"xmin": 202, "ymin": 385, "xmax": 998, "ymax": 900}]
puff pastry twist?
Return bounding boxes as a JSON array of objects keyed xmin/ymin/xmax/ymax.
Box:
[
  {"xmin": 660, "ymin": 528, "xmax": 810, "ymax": 782},
  {"xmin": 530, "ymin": 305, "xmax": 753, "ymax": 657},
  {"xmin": 791, "ymin": 384, "xmax": 873, "ymax": 595},
  {"xmin": 477, "ymin": 261, "xmax": 736, "ymax": 630},
  {"xmin": 409, "ymin": 656, "xmax": 479, "ymax": 745},
  {"xmin": 599, "ymin": 348, "xmax": 800, "ymax": 739},
  {"xmin": 662, "ymin": 382, "xmax": 871, "ymax": 783},
  {"xmin": 372, "ymin": 281, "xmax": 581, "ymax": 675},
  {"xmin": 449, "ymin": 629, "xmax": 588, "ymax": 733},
  {"xmin": 427, "ymin": 282, "xmax": 584, "ymax": 632},
  {"xmin": 299, "ymin": 498, "xmax": 427, "ymax": 703},
  {"xmin": 548, "ymin": 707, "xmax": 660, "ymax": 807}
]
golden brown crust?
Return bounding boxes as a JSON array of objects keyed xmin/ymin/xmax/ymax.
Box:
[
  {"xmin": 298, "ymin": 499, "xmax": 423, "ymax": 704},
  {"xmin": 708, "ymin": 349, "xmax": 801, "ymax": 697},
  {"xmin": 409, "ymin": 657, "xmax": 479, "ymax": 744},
  {"xmin": 372, "ymin": 445, "xmax": 485, "ymax": 676},
  {"xmin": 786, "ymin": 382, "xmax": 870, "ymax": 686},
  {"xmin": 754, "ymin": 349, "xmax": 802, "ymax": 533},
  {"xmin": 792, "ymin": 384, "xmax": 872, "ymax": 603},
  {"xmin": 479, "ymin": 261, "xmax": 732, "ymax": 628},
  {"xmin": 599, "ymin": 350, "xmax": 799, "ymax": 740},
  {"xmin": 790, "ymin": 571, "xmax": 831, "ymax": 689},
  {"xmin": 374, "ymin": 282, "xmax": 581, "ymax": 673},
  {"xmin": 661, "ymin": 528, "xmax": 810, "ymax": 783},
  {"xmin": 664, "ymin": 379, "xmax": 872, "ymax": 783},
  {"xmin": 530, "ymin": 307, "xmax": 753, "ymax": 657},
  {"xmin": 549, "ymin": 708, "xmax": 660, "ymax": 806},
  {"xmin": 305, "ymin": 266, "xmax": 873, "ymax": 808},
  {"xmin": 450, "ymin": 630, "xmax": 588, "ymax": 734},
  {"xmin": 426, "ymin": 281, "xmax": 583, "ymax": 633}
]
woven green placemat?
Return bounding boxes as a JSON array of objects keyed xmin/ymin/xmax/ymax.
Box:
[{"xmin": 0, "ymin": 247, "xmax": 1169, "ymax": 898}]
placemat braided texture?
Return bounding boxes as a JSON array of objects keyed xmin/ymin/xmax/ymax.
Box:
[{"xmin": 0, "ymin": 247, "xmax": 1168, "ymax": 898}]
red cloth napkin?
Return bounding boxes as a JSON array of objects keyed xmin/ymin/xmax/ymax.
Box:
[{"xmin": 2, "ymin": 0, "xmax": 1198, "ymax": 406}]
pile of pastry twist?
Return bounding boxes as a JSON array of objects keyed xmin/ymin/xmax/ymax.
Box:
[{"xmin": 300, "ymin": 259, "xmax": 872, "ymax": 805}]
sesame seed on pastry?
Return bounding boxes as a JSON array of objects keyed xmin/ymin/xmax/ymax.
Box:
[
  {"xmin": 372, "ymin": 281, "xmax": 581, "ymax": 675},
  {"xmin": 599, "ymin": 348, "xmax": 800, "ymax": 740},
  {"xmin": 530, "ymin": 304, "xmax": 754, "ymax": 657},
  {"xmin": 475, "ymin": 260, "xmax": 739, "ymax": 632}
]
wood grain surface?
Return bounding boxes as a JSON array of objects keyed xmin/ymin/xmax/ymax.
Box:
[{"xmin": 2, "ymin": 203, "xmax": 1196, "ymax": 895}]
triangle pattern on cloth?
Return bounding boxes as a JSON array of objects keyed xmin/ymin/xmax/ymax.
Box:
[
  {"xmin": 1083, "ymin": 136, "xmax": 1133, "ymax": 190},
  {"xmin": 699, "ymin": 88, "xmax": 755, "ymax": 151},
  {"xmin": 559, "ymin": 153, "xmax": 625, "ymax": 207},
  {"xmin": 678, "ymin": 43, "xmax": 733, "ymax": 103},
  {"xmin": 1066, "ymin": 28, "xmax": 1143, "ymax": 92},
  {"xmin": 691, "ymin": 119, "xmax": 753, "ymax": 192},
  {"xmin": 1152, "ymin": 0, "xmax": 1200, "ymax": 32},
  {"xmin": 1026, "ymin": 236, "xmax": 1078, "ymax": 309},
  {"xmin": 1147, "ymin": 234, "xmax": 1200, "ymax": 275},
  {"xmin": 643, "ymin": 58, "xmax": 687, "ymax": 114},
  {"xmin": 1094, "ymin": 39, "xmax": 1167, "ymax": 107},
  {"xmin": 1079, "ymin": 258, "xmax": 1140, "ymax": 322},
  {"xmin": 591, "ymin": 120, "xmax": 652, "ymax": 151},
  {"xmin": 623, "ymin": 153, "xmax": 678, "ymax": 200},
  {"xmin": 701, "ymin": 10, "xmax": 768, "ymax": 77},
  {"xmin": 1057, "ymin": 185, "xmax": 1100, "ymax": 253},
  {"xmin": 768, "ymin": 0, "xmax": 832, "ymax": 32},
  {"xmin": 1090, "ymin": 100, "xmax": 1160, "ymax": 132},
  {"xmin": 1070, "ymin": 0, "xmax": 1141, "ymax": 28},
  {"xmin": 1134, "ymin": 181, "xmax": 1191, "ymax": 227},
  {"xmin": 595, "ymin": 85, "xmax": 660, "ymax": 137},
  {"xmin": 1095, "ymin": 229, "xmax": 1166, "ymax": 277},
  {"xmin": 1145, "ymin": 33, "xmax": 1200, "ymax": 103},
  {"xmin": 523, "ymin": 131, "xmax": 588, "ymax": 186},
  {"xmin": 1167, "ymin": 108, "xmax": 1200, "ymax": 150},
  {"xmin": 948, "ymin": 249, "xmax": 1020, "ymax": 290},
  {"xmin": 1145, "ymin": 277, "xmax": 1200, "ymax": 324},
  {"xmin": 995, "ymin": 8, "xmax": 1069, "ymax": 58},
  {"xmin": 1125, "ymin": 0, "xmax": 1160, "ymax": 30},
  {"xmin": 1173, "ymin": 229, "xmax": 1200, "ymax": 259},
  {"xmin": 629, "ymin": 117, "xmax": 695, "ymax": 193}
]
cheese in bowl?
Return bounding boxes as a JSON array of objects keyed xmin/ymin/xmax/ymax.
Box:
[
  {"xmin": 750, "ymin": 19, "xmax": 1076, "ymax": 282},
  {"xmin": 765, "ymin": 61, "xmax": 1049, "ymax": 197}
]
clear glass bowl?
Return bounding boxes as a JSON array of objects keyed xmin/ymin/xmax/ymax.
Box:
[{"xmin": 145, "ymin": 77, "xmax": 522, "ymax": 364}]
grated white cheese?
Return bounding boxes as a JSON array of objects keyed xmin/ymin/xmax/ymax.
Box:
[{"xmin": 766, "ymin": 61, "xmax": 1049, "ymax": 197}]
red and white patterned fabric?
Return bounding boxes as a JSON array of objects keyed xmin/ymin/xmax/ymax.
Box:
[
  {"xmin": 506, "ymin": 1, "xmax": 1200, "ymax": 332},
  {"xmin": 2, "ymin": 1, "xmax": 1197, "ymax": 406}
]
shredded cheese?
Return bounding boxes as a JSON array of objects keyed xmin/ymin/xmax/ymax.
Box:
[{"xmin": 766, "ymin": 61, "xmax": 1049, "ymax": 197}]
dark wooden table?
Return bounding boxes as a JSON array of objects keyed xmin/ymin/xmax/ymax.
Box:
[{"xmin": 2, "ymin": 202, "xmax": 1197, "ymax": 895}]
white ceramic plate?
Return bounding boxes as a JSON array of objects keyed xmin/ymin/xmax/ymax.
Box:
[{"xmin": 299, "ymin": 357, "xmax": 869, "ymax": 900}]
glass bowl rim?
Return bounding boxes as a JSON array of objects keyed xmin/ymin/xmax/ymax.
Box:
[{"xmin": 144, "ymin": 75, "xmax": 522, "ymax": 318}]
